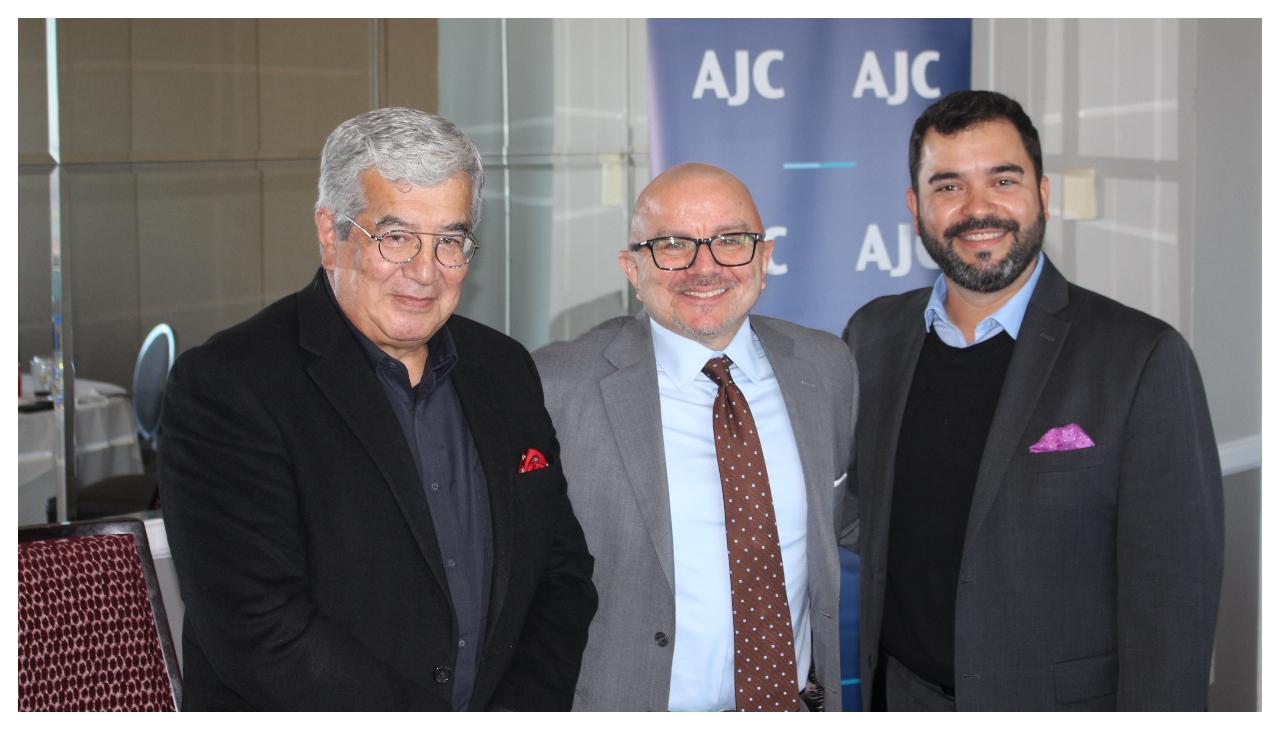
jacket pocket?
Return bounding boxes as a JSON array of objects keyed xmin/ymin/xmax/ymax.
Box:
[
  {"xmin": 513, "ymin": 462, "xmax": 564, "ymax": 496},
  {"xmin": 1053, "ymin": 651, "xmax": 1118, "ymax": 705},
  {"xmin": 1023, "ymin": 444, "xmax": 1108, "ymax": 473}
]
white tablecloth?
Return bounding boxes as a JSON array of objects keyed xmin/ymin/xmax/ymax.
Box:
[{"xmin": 18, "ymin": 378, "xmax": 145, "ymax": 525}]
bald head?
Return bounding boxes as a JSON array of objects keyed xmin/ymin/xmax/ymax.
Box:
[
  {"xmin": 619, "ymin": 162, "xmax": 773, "ymax": 351},
  {"xmin": 629, "ymin": 163, "xmax": 763, "ymax": 244}
]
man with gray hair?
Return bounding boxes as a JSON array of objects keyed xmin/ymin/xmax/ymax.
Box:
[{"xmin": 159, "ymin": 108, "xmax": 597, "ymax": 711}]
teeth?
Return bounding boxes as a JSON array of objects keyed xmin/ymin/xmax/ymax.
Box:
[
  {"xmin": 961, "ymin": 231, "xmax": 1004, "ymax": 241},
  {"xmin": 685, "ymin": 289, "xmax": 726, "ymax": 298}
]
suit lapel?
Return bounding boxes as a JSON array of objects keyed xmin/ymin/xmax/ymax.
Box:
[
  {"xmin": 867, "ymin": 305, "xmax": 928, "ymax": 579},
  {"xmin": 444, "ymin": 339, "xmax": 516, "ymax": 646},
  {"xmin": 599, "ymin": 314, "xmax": 676, "ymax": 592},
  {"xmin": 296, "ymin": 271, "xmax": 452, "ymax": 603},
  {"xmin": 752, "ymin": 320, "xmax": 829, "ymax": 524},
  {"xmin": 962, "ymin": 259, "xmax": 1071, "ymax": 559},
  {"xmin": 753, "ymin": 318, "xmax": 837, "ymax": 617}
]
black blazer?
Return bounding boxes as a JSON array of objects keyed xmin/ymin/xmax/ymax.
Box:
[
  {"xmin": 158, "ymin": 269, "xmax": 597, "ymax": 711},
  {"xmin": 842, "ymin": 257, "xmax": 1223, "ymax": 710}
]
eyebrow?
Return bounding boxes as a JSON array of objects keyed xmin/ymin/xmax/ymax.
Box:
[
  {"xmin": 926, "ymin": 163, "xmax": 1026, "ymax": 186},
  {"xmin": 990, "ymin": 163, "xmax": 1025, "ymax": 175},
  {"xmin": 375, "ymin": 215, "xmax": 471, "ymax": 233},
  {"xmin": 926, "ymin": 171, "xmax": 961, "ymax": 185},
  {"xmin": 648, "ymin": 221, "xmax": 755, "ymax": 238},
  {"xmin": 374, "ymin": 215, "xmax": 414, "ymax": 230}
]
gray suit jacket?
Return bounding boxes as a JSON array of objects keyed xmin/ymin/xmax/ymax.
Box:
[
  {"xmin": 842, "ymin": 256, "xmax": 1224, "ymax": 710},
  {"xmin": 534, "ymin": 312, "xmax": 857, "ymax": 711}
]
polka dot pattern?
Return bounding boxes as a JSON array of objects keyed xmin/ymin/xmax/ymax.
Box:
[
  {"xmin": 18, "ymin": 535, "xmax": 176, "ymax": 711},
  {"xmin": 702, "ymin": 355, "xmax": 799, "ymax": 712}
]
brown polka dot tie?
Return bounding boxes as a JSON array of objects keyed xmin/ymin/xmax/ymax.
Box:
[{"xmin": 702, "ymin": 355, "xmax": 799, "ymax": 712}]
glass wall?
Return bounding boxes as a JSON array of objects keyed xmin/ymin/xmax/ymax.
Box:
[
  {"xmin": 439, "ymin": 19, "xmax": 650, "ymax": 350},
  {"xmin": 18, "ymin": 18, "xmax": 650, "ymax": 388}
]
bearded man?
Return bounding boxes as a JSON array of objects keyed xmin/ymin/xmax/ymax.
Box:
[{"xmin": 841, "ymin": 90, "xmax": 1223, "ymax": 711}]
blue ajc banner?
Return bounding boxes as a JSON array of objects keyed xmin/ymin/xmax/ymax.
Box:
[{"xmin": 647, "ymin": 19, "xmax": 972, "ymax": 336}]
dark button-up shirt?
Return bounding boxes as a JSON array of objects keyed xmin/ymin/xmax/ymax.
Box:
[{"xmin": 325, "ymin": 278, "xmax": 493, "ymax": 711}]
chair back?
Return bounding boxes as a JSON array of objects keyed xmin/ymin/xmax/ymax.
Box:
[
  {"xmin": 134, "ymin": 324, "xmax": 175, "ymax": 441},
  {"xmin": 19, "ymin": 519, "xmax": 182, "ymax": 711}
]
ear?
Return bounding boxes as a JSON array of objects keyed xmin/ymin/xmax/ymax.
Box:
[
  {"xmin": 1039, "ymin": 175, "xmax": 1051, "ymax": 223},
  {"xmin": 906, "ymin": 187, "xmax": 920, "ymax": 235},
  {"xmin": 317, "ymin": 208, "xmax": 339, "ymax": 272},
  {"xmin": 758, "ymin": 237, "xmax": 775, "ymax": 289},
  {"xmin": 618, "ymin": 250, "xmax": 642, "ymax": 301}
]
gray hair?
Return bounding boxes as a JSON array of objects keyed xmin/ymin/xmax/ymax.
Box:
[{"xmin": 315, "ymin": 107, "xmax": 485, "ymax": 240}]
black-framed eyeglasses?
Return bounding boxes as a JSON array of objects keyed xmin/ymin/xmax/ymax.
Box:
[
  {"xmin": 629, "ymin": 232, "xmax": 762, "ymax": 271},
  {"xmin": 345, "ymin": 215, "xmax": 479, "ymax": 268}
]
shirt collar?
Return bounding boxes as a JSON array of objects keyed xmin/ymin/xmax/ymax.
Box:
[
  {"xmin": 322, "ymin": 273, "xmax": 458, "ymax": 381},
  {"xmin": 650, "ymin": 316, "xmax": 763, "ymax": 392},
  {"xmin": 924, "ymin": 251, "xmax": 1045, "ymax": 341}
]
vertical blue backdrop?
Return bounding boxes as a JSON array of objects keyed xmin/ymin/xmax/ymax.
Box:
[
  {"xmin": 647, "ymin": 18, "xmax": 971, "ymax": 335},
  {"xmin": 647, "ymin": 18, "xmax": 971, "ymax": 711}
]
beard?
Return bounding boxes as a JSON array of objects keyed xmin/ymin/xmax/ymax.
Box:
[{"xmin": 919, "ymin": 209, "xmax": 1045, "ymax": 294}]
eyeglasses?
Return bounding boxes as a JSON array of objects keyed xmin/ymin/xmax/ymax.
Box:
[
  {"xmin": 344, "ymin": 216, "xmax": 479, "ymax": 268},
  {"xmin": 629, "ymin": 232, "xmax": 762, "ymax": 271}
]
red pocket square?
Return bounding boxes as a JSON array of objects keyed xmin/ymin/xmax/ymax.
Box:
[{"xmin": 518, "ymin": 448, "xmax": 548, "ymax": 473}]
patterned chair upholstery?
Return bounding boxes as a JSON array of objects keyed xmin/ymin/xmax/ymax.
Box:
[{"xmin": 18, "ymin": 519, "xmax": 182, "ymax": 711}]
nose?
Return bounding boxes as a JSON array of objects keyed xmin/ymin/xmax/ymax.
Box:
[
  {"xmin": 400, "ymin": 240, "xmax": 441, "ymax": 286},
  {"xmin": 688, "ymin": 240, "xmax": 726, "ymax": 274},
  {"xmin": 959, "ymin": 185, "xmax": 998, "ymax": 221}
]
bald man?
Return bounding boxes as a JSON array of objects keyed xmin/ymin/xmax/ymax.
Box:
[{"xmin": 533, "ymin": 163, "xmax": 858, "ymax": 711}]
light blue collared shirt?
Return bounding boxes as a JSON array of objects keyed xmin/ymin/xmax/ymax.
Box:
[
  {"xmin": 924, "ymin": 252, "xmax": 1045, "ymax": 347},
  {"xmin": 650, "ymin": 317, "xmax": 811, "ymax": 712}
]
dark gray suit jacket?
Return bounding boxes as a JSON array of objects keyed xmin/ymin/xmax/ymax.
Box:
[{"xmin": 842, "ymin": 257, "xmax": 1223, "ymax": 710}]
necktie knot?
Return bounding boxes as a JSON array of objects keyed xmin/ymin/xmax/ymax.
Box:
[{"xmin": 701, "ymin": 355, "xmax": 735, "ymax": 388}]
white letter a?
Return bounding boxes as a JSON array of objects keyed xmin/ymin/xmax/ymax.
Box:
[
  {"xmin": 852, "ymin": 51, "xmax": 890, "ymax": 99},
  {"xmin": 856, "ymin": 224, "xmax": 893, "ymax": 271},
  {"xmin": 693, "ymin": 50, "xmax": 731, "ymax": 99}
]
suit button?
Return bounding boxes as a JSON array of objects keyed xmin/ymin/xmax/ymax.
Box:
[
  {"xmin": 434, "ymin": 666, "xmax": 452, "ymax": 683},
  {"xmin": 654, "ymin": 632, "xmax": 669, "ymax": 647}
]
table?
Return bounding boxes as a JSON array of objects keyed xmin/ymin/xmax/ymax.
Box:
[
  {"xmin": 18, "ymin": 378, "xmax": 145, "ymax": 525},
  {"xmin": 144, "ymin": 514, "xmax": 185, "ymax": 671}
]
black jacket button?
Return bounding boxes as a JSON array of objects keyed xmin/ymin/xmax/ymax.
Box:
[
  {"xmin": 654, "ymin": 632, "xmax": 669, "ymax": 647},
  {"xmin": 434, "ymin": 666, "xmax": 452, "ymax": 683}
]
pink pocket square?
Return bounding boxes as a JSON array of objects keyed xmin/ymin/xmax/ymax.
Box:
[{"xmin": 1029, "ymin": 423, "xmax": 1095, "ymax": 453}]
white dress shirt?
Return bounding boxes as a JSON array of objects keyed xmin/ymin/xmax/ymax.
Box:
[{"xmin": 650, "ymin": 317, "xmax": 811, "ymax": 712}]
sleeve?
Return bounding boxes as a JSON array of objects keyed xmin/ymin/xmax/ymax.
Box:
[
  {"xmin": 485, "ymin": 347, "xmax": 599, "ymax": 711},
  {"xmin": 157, "ymin": 350, "xmax": 451, "ymax": 710},
  {"xmin": 1114, "ymin": 329, "xmax": 1224, "ymax": 710},
  {"xmin": 839, "ymin": 317, "xmax": 861, "ymax": 552}
]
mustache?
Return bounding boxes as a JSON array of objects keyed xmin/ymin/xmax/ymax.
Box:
[
  {"xmin": 944, "ymin": 216, "xmax": 1020, "ymax": 240},
  {"xmin": 670, "ymin": 274, "xmax": 738, "ymax": 291}
]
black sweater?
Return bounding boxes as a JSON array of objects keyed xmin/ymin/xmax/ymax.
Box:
[{"xmin": 880, "ymin": 328, "xmax": 1015, "ymax": 691}]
